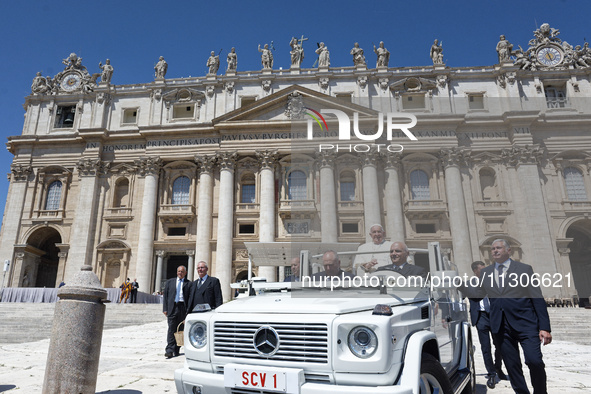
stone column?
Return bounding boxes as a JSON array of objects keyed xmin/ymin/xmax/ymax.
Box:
[
  {"xmin": 215, "ymin": 152, "xmax": 237, "ymax": 302},
  {"xmin": 256, "ymin": 150, "xmax": 278, "ymax": 282},
  {"xmin": 360, "ymin": 152, "xmax": 382, "ymax": 242},
  {"xmin": 0, "ymin": 165, "xmax": 32, "ymax": 274},
  {"xmin": 440, "ymin": 148, "xmax": 472, "ymax": 274},
  {"xmin": 555, "ymin": 241, "xmax": 575, "ymax": 298},
  {"xmin": 194, "ymin": 156, "xmax": 216, "ymax": 266},
  {"xmin": 134, "ymin": 157, "xmax": 162, "ymax": 293},
  {"xmin": 503, "ymin": 146, "xmax": 557, "ymax": 275},
  {"xmin": 9, "ymin": 251, "xmax": 25, "ymax": 287},
  {"xmin": 186, "ymin": 250, "xmax": 195, "ymax": 281},
  {"xmin": 154, "ymin": 250, "xmax": 165, "ymax": 292},
  {"xmin": 383, "ymin": 153, "xmax": 406, "ymax": 241},
  {"xmin": 65, "ymin": 159, "xmax": 105, "ymax": 282},
  {"xmin": 318, "ymin": 152, "xmax": 338, "ymax": 243}
]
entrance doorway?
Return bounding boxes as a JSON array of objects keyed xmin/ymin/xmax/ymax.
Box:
[
  {"xmin": 567, "ymin": 225, "xmax": 591, "ymax": 307},
  {"xmin": 25, "ymin": 227, "xmax": 62, "ymax": 287}
]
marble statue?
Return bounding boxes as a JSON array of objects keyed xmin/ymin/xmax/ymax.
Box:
[
  {"xmin": 258, "ymin": 44, "xmax": 273, "ymax": 69},
  {"xmin": 373, "ymin": 41, "xmax": 390, "ymax": 67},
  {"xmin": 290, "ymin": 36, "xmax": 306, "ymax": 66},
  {"xmin": 496, "ymin": 35, "xmax": 514, "ymax": 63},
  {"xmin": 62, "ymin": 53, "xmax": 87, "ymax": 72},
  {"xmin": 350, "ymin": 42, "xmax": 366, "ymax": 67},
  {"xmin": 315, "ymin": 42, "xmax": 330, "ymax": 67},
  {"xmin": 155, "ymin": 56, "xmax": 168, "ymax": 79},
  {"xmin": 430, "ymin": 39, "xmax": 444, "ymax": 65},
  {"xmin": 227, "ymin": 47, "xmax": 237, "ymax": 72},
  {"xmin": 31, "ymin": 72, "xmax": 51, "ymax": 94},
  {"xmin": 207, "ymin": 51, "xmax": 220, "ymax": 75},
  {"xmin": 99, "ymin": 59, "xmax": 113, "ymax": 83}
]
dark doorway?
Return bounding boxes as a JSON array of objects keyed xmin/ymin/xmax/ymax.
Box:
[
  {"xmin": 567, "ymin": 226, "xmax": 591, "ymax": 307},
  {"xmin": 166, "ymin": 255, "xmax": 189, "ymax": 281},
  {"xmin": 26, "ymin": 227, "xmax": 62, "ymax": 287}
]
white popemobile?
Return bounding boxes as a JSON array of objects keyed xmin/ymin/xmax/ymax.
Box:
[{"xmin": 175, "ymin": 242, "xmax": 475, "ymax": 394}]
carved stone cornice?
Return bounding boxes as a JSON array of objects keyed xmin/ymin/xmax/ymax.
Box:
[
  {"xmin": 134, "ymin": 156, "xmax": 162, "ymax": 176},
  {"xmin": 501, "ymin": 145, "xmax": 543, "ymax": 167},
  {"xmin": 439, "ymin": 148, "xmax": 469, "ymax": 168},
  {"xmin": 76, "ymin": 158, "xmax": 106, "ymax": 177},
  {"xmin": 261, "ymin": 80, "xmax": 272, "ymax": 92},
  {"xmin": 382, "ymin": 152, "xmax": 402, "ymax": 169},
  {"xmin": 256, "ymin": 150, "xmax": 278, "ymax": 169},
  {"xmin": 195, "ymin": 155, "xmax": 216, "ymax": 174},
  {"xmin": 11, "ymin": 164, "xmax": 32, "ymax": 182},
  {"xmin": 224, "ymin": 81, "xmax": 235, "ymax": 93},
  {"xmin": 217, "ymin": 152, "xmax": 237, "ymax": 171},
  {"xmin": 316, "ymin": 151, "xmax": 337, "ymax": 169},
  {"xmin": 378, "ymin": 78, "xmax": 389, "ymax": 92},
  {"xmin": 359, "ymin": 151, "xmax": 380, "ymax": 168},
  {"xmin": 155, "ymin": 250, "xmax": 166, "ymax": 258},
  {"xmin": 150, "ymin": 88, "xmax": 162, "ymax": 101}
]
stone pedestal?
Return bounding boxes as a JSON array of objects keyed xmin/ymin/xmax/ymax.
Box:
[{"xmin": 42, "ymin": 265, "xmax": 107, "ymax": 394}]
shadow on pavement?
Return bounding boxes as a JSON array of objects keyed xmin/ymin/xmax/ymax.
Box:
[
  {"xmin": 96, "ymin": 390, "xmax": 143, "ymax": 394},
  {"xmin": 0, "ymin": 386, "xmax": 17, "ymax": 393}
]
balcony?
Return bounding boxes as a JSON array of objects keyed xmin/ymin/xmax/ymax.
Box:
[
  {"xmin": 337, "ymin": 201, "xmax": 364, "ymax": 212},
  {"xmin": 474, "ymin": 200, "xmax": 511, "ymax": 215},
  {"xmin": 33, "ymin": 209, "xmax": 64, "ymax": 222},
  {"xmin": 158, "ymin": 204, "xmax": 195, "ymax": 223},
  {"xmin": 103, "ymin": 207, "xmax": 133, "ymax": 220},
  {"xmin": 404, "ymin": 200, "xmax": 447, "ymax": 219},
  {"xmin": 236, "ymin": 203, "xmax": 260, "ymax": 211},
  {"xmin": 561, "ymin": 200, "xmax": 591, "ymax": 213},
  {"xmin": 279, "ymin": 199, "xmax": 316, "ymax": 219}
]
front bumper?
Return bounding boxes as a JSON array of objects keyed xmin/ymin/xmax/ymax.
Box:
[{"xmin": 175, "ymin": 367, "xmax": 413, "ymax": 394}]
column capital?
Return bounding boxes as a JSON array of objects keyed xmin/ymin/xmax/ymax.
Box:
[
  {"xmin": 501, "ymin": 145, "xmax": 543, "ymax": 167},
  {"xmin": 195, "ymin": 154, "xmax": 216, "ymax": 173},
  {"xmin": 76, "ymin": 158, "xmax": 109, "ymax": 177},
  {"xmin": 382, "ymin": 152, "xmax": 402, "ymax": 169},
  {"xmin": 256, "ymin": 149, "xmax": 278, "ymax": 169},
  {"xmin": 155, "ymin": 250, "xmax": 166, "ymax": 257},
  {"xmin": 186, "ymin": 250, "xmax": 195, "ymax": 256},
  {"xmin": 217, "ymin": 152, "xmax": 238, "ymax": 172},
  {"xmin": 359, "ymin": 151, "xmax": 380, "ymax": 168},
  {"xmin": 134, "ymin": 156, "xmax": 162, "ymax": 176},
  {"xmin": 316, "ymin": 151, "xmax": 337, "ymax": 169},
  {"xmin": 439, "ymin": 147, "xmax": 469, "ymax": 168},
  {"xmin": 10, "ymin": 164, "xmax": 32, "ymax": 182}
]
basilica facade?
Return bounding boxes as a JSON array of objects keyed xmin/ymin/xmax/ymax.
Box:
[{"xmin": 1, "ymin": 25, "xmax": 590, "ymax": 303}]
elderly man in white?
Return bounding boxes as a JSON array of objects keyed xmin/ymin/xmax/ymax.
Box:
[{"xmin": 353, "ymin": 224, "xmax": 391, "ymax": 275}]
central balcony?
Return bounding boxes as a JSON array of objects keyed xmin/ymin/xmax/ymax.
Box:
[{"xmin": 158, "ymin": 204, "xmax": 195, "ymax": 223}]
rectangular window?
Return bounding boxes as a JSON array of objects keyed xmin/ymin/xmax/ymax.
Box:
[
  {"xmin": 168, "ymin": 227, "xmax": 186, "ymax": 236},
  {"xmin": 342, "ymin": 223, "xmax": 359, "ymax": 233},
  {"xmin": 402, "ymin": 95, "xmax": 425, "ymax": 110},
  {"xmin": 468, "ymin": 94, "xmax": 484, "ymax": 110},
  {"xmin": 173, "ymin": 104, "xmax": 195, "ymax": 119},
  {"xmin": 416, "ymin": 223, "xmax": 436, "ymax": 233},
  {"xmin": 54, "ymin": 105, "xmax": 76, "ymax": 128},
  {"xmin": 239, "ymin": 224, "xmax": 256, "ymax": 234},
  {"xmin": 340, "ymin": 181, "xmax": 355, "ymax": 201},
  {"xmin": 545, "ymin": 87, "xmax": 567, "ymax": 108},
  {"xmin": 335, "ymin": 93, "xmax": 353, "ymax": 103},
  {"xmin": 122, "ymin": 108, "xmax": 138, "ymax": 124},
  {"xmin": 241, "ymin": 184, "xmax": 256, "ymax": 203}
]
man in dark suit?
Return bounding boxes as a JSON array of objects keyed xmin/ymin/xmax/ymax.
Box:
[
  {"xmin": 284, "ymin": 257, "xmax": 300, "ymax": 282},
  {"xmin": 130, "ymin": 278, "xmax": 139, "ymax": 303},
  {"xmin": 312, "ymin": 250, "xmax": 355, "ymax": 280},
  {"xmin": 465, "ymin": 261, "xmax": 506, "ymax": 389},
  {"xmin": 187, "ymin": 261, "xmax": 223, "ymax": 313},
  {"xmin": 463, "ymin": 239, "xmax": 551, "ymax": 394},
  {"xmin": 163, "ymin": 265, "xmax": 190, "ymax": 359},
  {"xmin": 376, "ymin": 241, "xmax": 427, "ymax": 279}
]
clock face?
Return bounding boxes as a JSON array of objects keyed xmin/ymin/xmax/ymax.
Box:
[
  {"xmin": 60, "ymin": 72, "xmax": 82, "ymax": 92},
  {"xmin": 536, "ymin": 46, "xmax": 563, "ymax": 67}
]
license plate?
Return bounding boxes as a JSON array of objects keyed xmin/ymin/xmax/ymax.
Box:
[{"xmin": 224, "ymin": 364, "xmax": 303, "ymax": 393}]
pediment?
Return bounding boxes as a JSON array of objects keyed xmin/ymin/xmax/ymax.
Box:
[{"xmin": 213, "ymin": 85, "xmax": 379, "ymax": 125}]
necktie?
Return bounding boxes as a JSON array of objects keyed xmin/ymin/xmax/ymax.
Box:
[
  {"xmin": 175, "ymin": 279, "xmax": 182, "ymax": 302},
  {"xmin": 197, "ymin": 278, "xmax": 203, "ymax": 289},
  {"xmin": 497, "ymin": 265, "xmax": 505, "ymax": 289},
  {"xmin": 483, "ymin": 296, "xmax": 490, "ymax": 312}
]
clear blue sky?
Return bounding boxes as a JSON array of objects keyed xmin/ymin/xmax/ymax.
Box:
[{"xmin": 0, "ymin": 0, "xmax": 589, "ymax": 213}]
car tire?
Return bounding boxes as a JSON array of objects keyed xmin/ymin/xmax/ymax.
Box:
[
  {"xmin": 419, "ymin": 353, "xmax": 454, "ymax": 394},
  {"xmin": 461, "ymin": 337, "xmax": 476, "ymax": 394}
]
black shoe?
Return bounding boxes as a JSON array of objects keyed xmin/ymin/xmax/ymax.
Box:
[
  {"xmin": 165, "ymin": 352, "xmax": 173, "ymax": 359},
  {"xmin": 487, "ymin": 374, "xmax": 496, "ymax": 389},
  {"xmin": 173, "ymin": 351, "xmax": 180, "ymax": 357},
  {"xmin": 496, "ymin": 369, "xmax": 508, "ymax": 380}
]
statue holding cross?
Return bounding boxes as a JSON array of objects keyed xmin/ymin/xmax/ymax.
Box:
[{"xmin": 290, "ymin": 35, "xmax": 307, "ymax": 67}]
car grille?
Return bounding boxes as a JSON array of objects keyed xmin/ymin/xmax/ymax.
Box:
[{"xmin": 214, "ymin": 321, "xmax": 329, "ymax": 363}]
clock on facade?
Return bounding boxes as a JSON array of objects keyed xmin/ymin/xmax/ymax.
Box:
[
  {"xmin": 60, "ymin": 72, "xmax": 82, "ymax": 92},
  {"xmin": 536, "ymin": 45, "xmax": 563, "ymax": 67}
]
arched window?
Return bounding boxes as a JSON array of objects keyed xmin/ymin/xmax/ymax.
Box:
[
  {"xmin": 479, "ymin": 168, "xmax": 497, "ymax": 200},
  {"xmin": 339, "ymin": 171, "xmax": 355, "ymax": 201},
  {"xmin": 171, "ymin": 176, "xmax": 190, "ymax": 205},
  {"xmin": 564, "ymin": 167, "xmax": 587, "ymax": 201},
  {"xmin": 241, "ymin": 174, "xmax": 256, "ymax": 203},
  {"xmin": 410, "ymin": 170, "xmax": 430, "ymax": 200},
  {"xmin": 45, "ymin": 181, "xmax": 62, "ymax": 210},
  {"xmin": 288, "ymin": 170, "xmax": 307, "ymax": 200},
  {"xmin": 113, "ymin": 178, "xmax": 129, "ymax": 207}
]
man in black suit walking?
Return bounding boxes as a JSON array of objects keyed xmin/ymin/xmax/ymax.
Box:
[
  {"xmin": 465, "ymin": 261, "xmax": 506, "ymax": 389},
  {"xmin": 464, "ymin": 239, "xmax": 551, "ymax": 394},
  {"xmin": 163, "ymin": 265, "xmax": 190, "ymax": 359},
  {"xmin": 187, "ymin": 261, "xmax": 223, "ymax": 312},
  {"xmin": 376, "ymin": 241, "xmax": 427, "ymax": 279}
]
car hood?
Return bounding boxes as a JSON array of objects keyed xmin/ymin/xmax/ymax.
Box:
[{"xmin": 216, "ymin": 291, "xmax": 425, "ymax": 314}]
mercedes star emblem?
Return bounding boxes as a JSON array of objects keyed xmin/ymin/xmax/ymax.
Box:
[{"xmin": 253, "ymin": 326, "xmax": 280, "ymax": 356}]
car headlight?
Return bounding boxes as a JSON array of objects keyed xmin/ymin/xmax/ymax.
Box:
[
  {"xmin": 347, "ymin": 326, "xmax": 378, "ymax": 358},
  {"xmin": 189, "ymin": 322, "xmax": 207, "ymax": 349}
]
